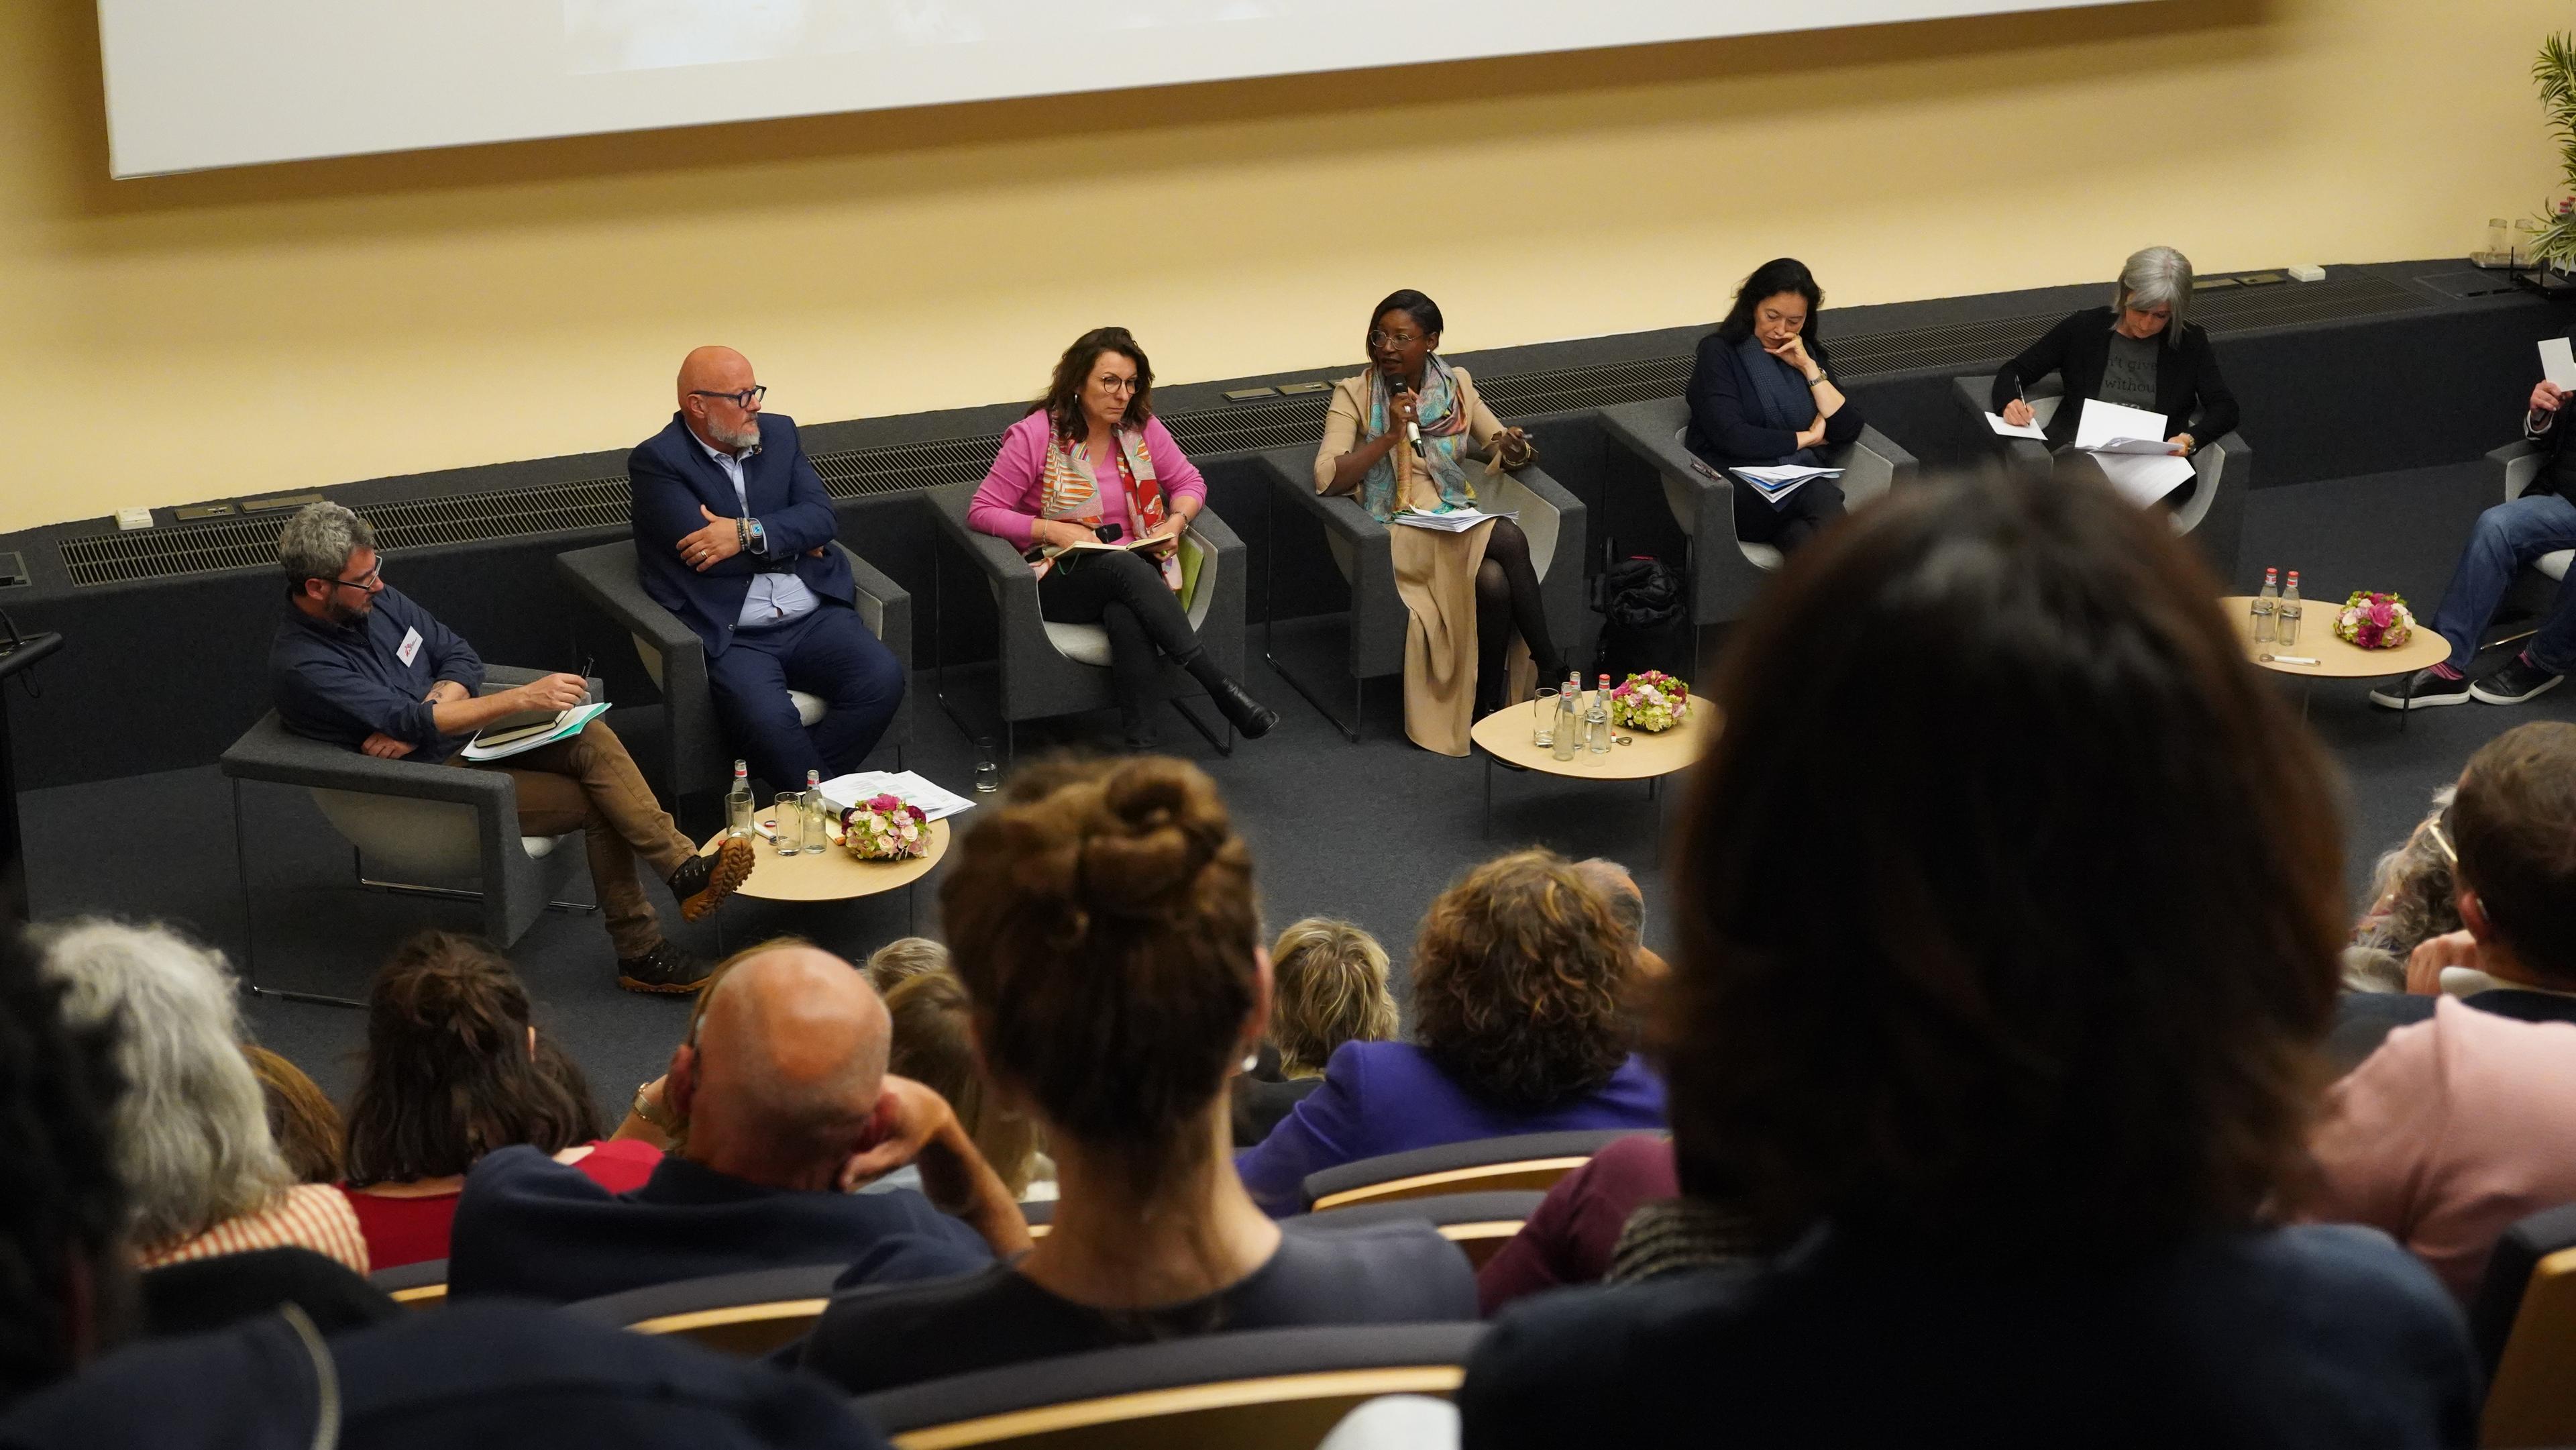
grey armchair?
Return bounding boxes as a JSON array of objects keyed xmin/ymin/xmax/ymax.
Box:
[
  {"xmin": 219, "ymin": 666, "xmax": 604, "ymax": 1007},
  {"xmin": 1253, "ymin": 448, "xmax": 1587, "ymax": 742},
  {"xmin": 1951, "ymin": 374, "xmax": 2251, "ymax": 584},
  {"xmin": 1599, "ymin": 395, "xmax": 1915, "ymax": 630},
  {"xmin": 555, "ymin": 538, "xmax": 908, "ymax": 798},
  {"xmin": 2484, "ymin": 439, "xmax": 2573, "ymax": 633},
  {"xmin": 926, "ymin": 482, "xmax": 1247, "ymax": 758}
]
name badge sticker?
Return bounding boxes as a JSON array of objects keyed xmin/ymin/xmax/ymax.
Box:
[{"xmin": 396, "ymin": 626, "xmax": 423, "ymax": 666}]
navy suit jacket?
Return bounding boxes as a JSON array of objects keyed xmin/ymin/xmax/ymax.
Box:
[{"xmin": 628, "ymin": 412, "xmax": 853, "ymax": 658}]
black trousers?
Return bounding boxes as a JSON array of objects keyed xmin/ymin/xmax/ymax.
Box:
[
  {"xmin": 1039, "ymin": 549, "xmax": 1201, "ymax": 728},
  {"xmin": 1732, "ymin": 477, "xmax": 1847, "ymax": 557}
]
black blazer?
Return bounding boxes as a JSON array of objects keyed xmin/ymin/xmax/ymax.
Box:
[
  {"xmin": 1683, "ymin": 330, "xmax": 1865, "ymax": 470},
  {"xmin": 1990, "ymin": 307, "xmax": 2240, "ymax": 452},
  {"xmin": 627, "ymin": 411, "xmax": 855, "ymax": 659}
]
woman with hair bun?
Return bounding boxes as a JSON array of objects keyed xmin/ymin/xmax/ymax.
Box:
[
  {"xmin": 339, "ymin": 931, "xmax": 661, "ymax": 1269},
  {"xmin": 802, "ymin": 756, "xmax": 1475, "ymax": 1395},
  {"xmin": 1235, "ymin": 849, "xmax": 1667, "ymax": 1217}
]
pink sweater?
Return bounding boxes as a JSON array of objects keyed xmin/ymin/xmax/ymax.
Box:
[
  {"xmin": 966, "ymin": 413, "xmax": 1206, "ymax": 549},
  {"xmin": 2304, "ymin": 994, "xmax": 2576, "ymax": 1302}
]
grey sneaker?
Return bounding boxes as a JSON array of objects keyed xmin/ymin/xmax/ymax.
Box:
[
  {"xmin": 2369, "ymin": 667, "xmax": 2473, "ymax": 711},
  {"xmin": 2471, "ymin": 655, "xmax": 2567, "ymax": 706}
]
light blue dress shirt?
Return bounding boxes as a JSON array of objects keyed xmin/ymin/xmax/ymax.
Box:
[{"xmin": 698, "ymin": 435, "xmax": 818, "ymax": 630}]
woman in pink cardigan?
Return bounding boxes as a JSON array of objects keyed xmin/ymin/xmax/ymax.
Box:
[{"xmin": 967, "ymin": 327, "xmax": 1277, "ymax": 750}]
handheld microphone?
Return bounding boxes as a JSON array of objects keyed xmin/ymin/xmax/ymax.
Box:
[{"xmin": 1389, "ymin": 372, "xmax": 1422, "ymax": 453}]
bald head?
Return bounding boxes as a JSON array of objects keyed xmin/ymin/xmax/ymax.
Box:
[
  {"xmin": 1573, "ymin": 858, "xmax": 1644, "ymax": 943},
  {"xmin": 679, "ymin": 946, "xmax": 888, "ymax": 1188},
  {"xmin": 677, "ymin": 346, "xmax": 762, "ymax": 454}
]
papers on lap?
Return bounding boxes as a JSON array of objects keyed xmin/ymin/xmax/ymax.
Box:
[
  {"xmin": 818, "ymin": 770, "xmax": 975, "ymax": 822},
  {"xmin": 2072, "ymin": 399, "xmax": 2194, "ymax": 507},
  {"xmin": 1391, "ymin": 507, "xmax": 1516, "ymax": 533},
  {"xmin": 460, "ymin": 702, "xmax": 612, "ymax": 761},
  {"xmin": 1729, "ymin": 465, "xmax": 1842, "ymax": 508}
]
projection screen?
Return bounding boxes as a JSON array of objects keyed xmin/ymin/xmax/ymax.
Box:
[{"xmin": 95, "ymin": 0, "xmax": 2130, "ymax": 178}]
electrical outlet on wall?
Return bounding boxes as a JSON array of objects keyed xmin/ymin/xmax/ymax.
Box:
[{"xmin": 115, "ymin": 507, "xmax": 155, "ymax": 530}]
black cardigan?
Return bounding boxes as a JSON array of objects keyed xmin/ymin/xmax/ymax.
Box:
[
  {"xmin": 1990, "ymin": 306, "xmax": 2239, "ymax": 452},
  {"xmin": 1684, "ymin": 329, "xmax": 1866, "ymax": 469}
]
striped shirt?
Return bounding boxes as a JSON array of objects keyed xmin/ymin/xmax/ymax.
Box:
[{"xmin": 136, "ymin": 1183, "xmax": 370, "ymax": 1274}]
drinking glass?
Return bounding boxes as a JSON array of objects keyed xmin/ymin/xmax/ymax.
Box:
[
  {"xmin": 772, "ymin": 793, "xmax": 801, "ymax": 855},
  {"xmin": 1532, "ymin": 688, "xmax": 1558, "ymax": 749},
  {"xmin": 974, "ymin": 739, "xmax": 1003, "ymax": 794}
]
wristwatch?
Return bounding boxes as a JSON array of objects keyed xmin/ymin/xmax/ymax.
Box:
[{"xmin": 631, "ymin": 1084, "xmax": 677, "ymax": 1131}]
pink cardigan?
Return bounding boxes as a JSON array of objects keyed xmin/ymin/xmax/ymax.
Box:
[
  {"xmin": 2304, "ymin": 994, "xmax": 2576, "ymax": 1302},
  {"xmin": 966, "ymin": 412, "xmax": 1207, "ymax": 550}
]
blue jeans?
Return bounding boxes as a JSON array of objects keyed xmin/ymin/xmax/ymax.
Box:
[
  {"xmin": 2428, "ymin": 493, "xmax": 2576, "ymax": 674},
  {"xmin": 708, "ymin": 601, "xmax": 904, "ymax": 791}
]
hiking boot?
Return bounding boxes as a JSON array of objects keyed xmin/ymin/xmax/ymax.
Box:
[
  {"xmin": 616, "ymin": 940, "xmax": 713, "ymax": 995},
  {"xmin": 2369, "ymin": 667, "xmax": 2473, "ymax": 711},
  {"xmin": 668, "ymin": 837, "xmax": 755, "ymax": 922},
  {"xmin": 2471, "ymin": 654, "xmax": 2567, "ymax": 706}
]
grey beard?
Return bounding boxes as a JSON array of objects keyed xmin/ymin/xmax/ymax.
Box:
[{"xmin": 711, "ymin": 417, "xmax": 761, "ymax": 452}]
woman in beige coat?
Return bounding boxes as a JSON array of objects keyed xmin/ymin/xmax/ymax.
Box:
[{"xmin": 1313, "ymin": 290, "xmax": 1567, "ymax": 756}]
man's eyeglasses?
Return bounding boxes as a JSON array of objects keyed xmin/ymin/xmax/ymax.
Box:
[
  {"xmin": 319, "ymin": 566, "xmax": 382, "ymax": 594},
  {"xmin": 690, "ymin": 386, "xmax": 767, "ymax": 410},
  {"xmin": 2427, "ymin": 807, "xmax": 2459, "ymax": 868}
]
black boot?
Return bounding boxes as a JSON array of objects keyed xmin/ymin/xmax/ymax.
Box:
[{"xmin": 1179, "ymin": 648, "xmax": 1279, "ymax": 739}]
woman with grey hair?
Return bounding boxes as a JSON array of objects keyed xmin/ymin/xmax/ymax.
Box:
[
  {"xmin": 1990, "ymin": 245, "xmax": 2239, "ymax": 503},
  {"xmin": 38, "ymin": 919, "xmax": 369, "ymax": 1272}
]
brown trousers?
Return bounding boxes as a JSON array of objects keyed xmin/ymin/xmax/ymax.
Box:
[{"xmin": 455, "ymin": 720, "xmax": 694, "ymax": 958}]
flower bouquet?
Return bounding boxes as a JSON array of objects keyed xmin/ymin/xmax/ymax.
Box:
[
  {"xmin": 841, "ymin": 794, "xmax": 930, "ymax": 861},
  {"xmin": 1607, "ymin": 670, "xmax": 1691, "ymax": 733},
  {"xmin": 2334, "ymin": 590, "xmax": 2416, "ymax": 651}
]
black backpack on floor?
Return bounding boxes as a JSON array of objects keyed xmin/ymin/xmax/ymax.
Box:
[{"xmin": 1591, "ymin": 555, "xmax": 1690, "ymax": 681}]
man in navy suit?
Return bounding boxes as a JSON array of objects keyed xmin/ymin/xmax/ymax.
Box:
[{"xmin": 629, "ymin": 347, "xmax": 904, "ymax": 792}]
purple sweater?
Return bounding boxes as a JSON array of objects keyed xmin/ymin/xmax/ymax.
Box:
[
  {"xmin": 1234, "ymin": 1041, "xmax": 1668, "ymax": 1217},
  {"xmin": 966, "ymin": 413, "xmax": 1207, "ymax": 549}
]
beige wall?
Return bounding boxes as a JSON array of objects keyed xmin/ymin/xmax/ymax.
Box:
[{"xmin": 0, "ymin": 0, "xmax": 2561, "ymax": 533}]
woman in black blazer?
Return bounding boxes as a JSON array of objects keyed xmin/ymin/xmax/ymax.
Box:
[
  {"xmin": 1683, "ymin": 258, "xmax": 1868, "ymax": 556},
  {"xmin": 1990, "ymin": 246, "xmax": 2240, "ymax": 497}
]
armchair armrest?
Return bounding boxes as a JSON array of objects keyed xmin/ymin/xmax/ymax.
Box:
[
  {"xmin": 2493, "ymin": 438, "xmax": 2550, "ymax": 501},
  {"xmin": 553, "ymin": 546, "xmax": 700, "ymax": 661},
  {"xmin": 928, "ymin": 483, "xmax": 1043, "ymax": 621},
  {"xmin": 219, "ymin": 715, "xmax": 518, "ymax": 810},
  {"xmin": 480, "ymin": 664, "xmax": 606, "ymax": 707},
  {"xmin": 834, "ymin": 539, "xmax": 910, "ymax": 652}
]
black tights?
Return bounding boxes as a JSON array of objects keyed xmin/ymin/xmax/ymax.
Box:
[
  {"xmin": 1474, "ymin": 518, "xmax": 1564, "ymax": 711},
  {"xmin": 1039, "ymin": 548, "xmax": 1218, "ymax": 736}
]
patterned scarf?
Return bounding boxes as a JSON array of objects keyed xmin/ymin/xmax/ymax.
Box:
[
  {"xmin": 1360, "ymin": 356, "xmax": 1477, "ymax": 523},
  {"xmin": 1034, "ymin": 423, "xmax": 1180, "ymax": 590}
]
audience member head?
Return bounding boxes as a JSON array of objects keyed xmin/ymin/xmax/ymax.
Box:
[
  {"xmin": 2449, "ymin": 721, "xmax": 2576, "ymax": 987},
  {"xmin": 276, "ymin": 501, "xmax": 381, "ymax": 625},
  {"xmin": 34, "ymin": 921, "xmax": 292, "ymax": 1251},
  {"xmin": 1265, "ymin": 918, "xmax": 1397, "ymax": 1078},
  {"xmin": 677, "ymin": 345, "xmax": 763, "ymax": 454},
  {"xmin": 2344, "ymin": 786, "xmax": 2461, "ymax": 991},
  {"xmin": 883, "ymin": 971, "xmax": 1039, "ymax": 1198},
  {"xmin": 343, "ymin": 932, "xmax": 599, "ymax": 1187},
  {"xmin": 664, "ymin": 945, "xmax": 890, "ymax": 1192},
  {"xmin": 940, "ymin": 756, "xmax": 1263, "ymax": 1200},
  {"xmin": 2115, "ymin": 245, "xmax": 2194, "ymax": 345},
  {"xmin": 1715, "ymin": 258, "xmax": 1827, "ymax": 351},
  {"xmin": 242, "ymin": 1045, "xmax": 343, "ymax": 1185},
  {"xmin": 0, "ymin": 927, "xmax": 131, "ymax": 1407},
  {"xmin": 1664, "ymin": 470, "xmax": 2341, "ymax": 1255},
  {"xmin": 863, "ymin": 936, "xmax": 952, "ymax": 998},
  {"xmin": 1574, "ymin": 856, "xmax": 1669, "ymax": 994},
  {"xmin": 1367, "ymin": 289, "xmax": 1444, "ymax": 384},
  {"xmin": 1411, "ymin": 850, "xmax": 1635, "ymax": 1111},
  {"xmin": 1038, "ymin": 327, "xmax": 1155, "ymax": 442}
]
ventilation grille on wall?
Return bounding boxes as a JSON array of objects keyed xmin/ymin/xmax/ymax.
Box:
[{"xmin": 60, "ymin": 273, "xmax": 2428, "ymax": 588}]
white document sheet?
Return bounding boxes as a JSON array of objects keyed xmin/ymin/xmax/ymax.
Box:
[
  {"xmin": 2090, "ymin": 451, "xmax": 2198, "ymax": 507},
  {"xmin": 2072, "ymin": 398, "xmax": 2181, "ymax": 454},
  {"xmin": 2543, "ymin": 338, "xmax": 2576, "ymax": 392},
  {"xmin": 1983, "ymin": 411, "xmax": 2047, "ymax": 440},
  {"xmin": 1729, "ymin": 466, "xmax": 1843, "ymax": 507},
  {"xmin": 818, "ymin": 770, "xmax": 976, "ymax": 822},
  {"xmin": 1391, "ymin": 507, "xmax": 1516, "ymax": 533}
]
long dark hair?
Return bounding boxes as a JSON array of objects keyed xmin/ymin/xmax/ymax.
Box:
[
  {"xmin": 1660, "ymin": 471, "xmax": 2343, "ymax": 1257},
  {"xmin": 1034, "ymin": 327, "xmax": 1155, "ymax": 443},
  {"xmin": 938, "ymin": 756, "xmax": 1258, "ymax": 1201},
  {"xmin": 343, "ymin": 932, "xmax": 600, "ymax": 1186},
  {"xmin": 1713, "ymin": 258, "xmax": 1831, "ymax": 366}
]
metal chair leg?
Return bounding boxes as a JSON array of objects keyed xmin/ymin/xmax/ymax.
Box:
[
  {"xmin": 232, "ymin": 777, "xmax": 365, "ymax": 1011},
  {"xmin": 1169, "ymin": 696, "xmax": 1234, "ymax": 757},
  {"xmin": 1261, "ymin": 483, "xmax": 1363, "ymax": 743},
  {"xmin": 930, "ymin": 540, "xmax": 1008, "ymax": 756}
]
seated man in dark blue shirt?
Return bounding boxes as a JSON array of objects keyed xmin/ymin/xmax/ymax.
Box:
[
  {"xmin": 266, "ymin": 502, "xmax": 753, "ymax": 993},
  {"xmin": 448, "ymin": 944, "xmax": 1022, "ymax": 1304}
]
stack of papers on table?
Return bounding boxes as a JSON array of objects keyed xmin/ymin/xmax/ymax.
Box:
[
  {"xmin": 1729, "ymin": 465, "xmax": 1842, "ymax": 506},
  {"xmin": 1391, "ymin": 507, "xmax": 1515, "ymax": 533},
  {"xmin": 2072, "ymin": 399, "xmax": 2196, "ymax": 507},
  {"xmin": 817, "ymin": 770, "xmax": 976, "ymax": 822}
]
